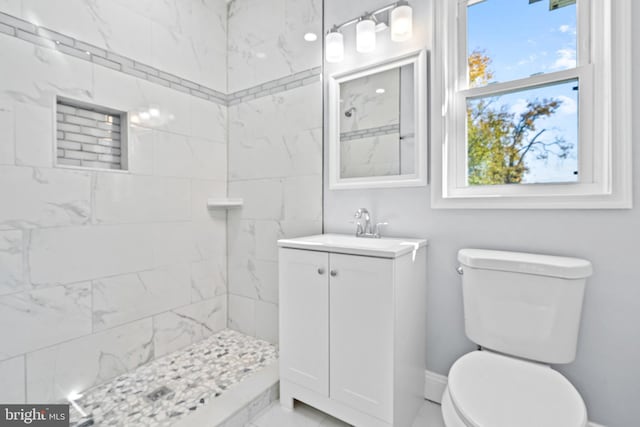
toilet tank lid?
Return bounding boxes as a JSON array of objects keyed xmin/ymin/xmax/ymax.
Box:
[{"xmin": 458, "ymin": 249, "xmax": 593, "ymax": 279}]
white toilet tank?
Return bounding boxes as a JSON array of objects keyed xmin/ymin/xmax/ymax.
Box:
[{"xmin": 458, "ymin": 249, "xmax": 593, "ymax": 364}]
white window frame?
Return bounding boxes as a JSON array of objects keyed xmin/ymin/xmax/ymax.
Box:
[{"xmin": 431, "ymin": 0, "xmax": 632, "ymax": 209}]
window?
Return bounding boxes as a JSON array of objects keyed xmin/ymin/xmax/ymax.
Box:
[{"xmin": 432, "ymin": 0, "xmax": 632, "ymax": 209}]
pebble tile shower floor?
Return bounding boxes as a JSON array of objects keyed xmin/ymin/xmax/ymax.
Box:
[{"xmin": 69, "ymin": 329, "xmax": 278, "ymax": 427}]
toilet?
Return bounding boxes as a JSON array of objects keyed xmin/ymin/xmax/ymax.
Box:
[{"xmin": 442, "ymin": 249, "xmax": 593, "ymax": 427}]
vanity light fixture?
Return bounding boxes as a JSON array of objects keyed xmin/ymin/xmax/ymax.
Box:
[{"xmin": 325, "ymin": 1, "xmax": 413, "ymax": 63}]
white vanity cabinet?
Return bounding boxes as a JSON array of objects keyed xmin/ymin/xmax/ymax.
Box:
[{"xmin": 278, "ymin": 234, "xmax": 427, "ymax": 427}]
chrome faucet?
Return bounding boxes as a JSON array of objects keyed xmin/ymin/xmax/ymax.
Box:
[
  {"xmin": 353, "ymin": 208, "xmax": 388, "ymax": 239},
  {"xmin": 354, "ymin": 208, "xmax": 372, "ymax": 236}
]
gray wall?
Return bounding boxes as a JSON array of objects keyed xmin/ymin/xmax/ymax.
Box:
[{"xmin": 323, "ymin": 1, "xmax": 639, "ymax": 426}]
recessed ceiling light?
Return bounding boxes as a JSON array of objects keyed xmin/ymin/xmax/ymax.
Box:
[
  {"xmin": 139, "ymin": 111, "xmax": 151, "ymax": 120},
  {"xmin": 304, "ymin": 32, "xmax": 318, "ymax": 42},
  {"xmin": 149, "ymin": 107, "xmax": 160, "ymax": 117},
  {"xmin": 376, "ymin": 88, "xmax": 386, "ymax": 94},
  {"xmin": 255, "ymin": 52, "xmax": 266, "ymax": 59}
]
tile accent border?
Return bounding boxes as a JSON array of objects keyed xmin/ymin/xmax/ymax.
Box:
[
  {"xmin": 340, "ymin": 123, "xmax": 400, "ymax": 142},
  {"xmin": 0, "ymin": 11, "xmax": 227, "ymax": 104},
  {"xmin": 0, "ymin": 11, "xmax": 321, "ymax": 107},
  {"xmin": 227, "ymin": 67, "xmax": 322, "ymax": 105}
]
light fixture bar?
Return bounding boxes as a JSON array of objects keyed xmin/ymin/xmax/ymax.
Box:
[{"xmin": 328, "ymin": 1, "xmax": 406, "ymax": 33}]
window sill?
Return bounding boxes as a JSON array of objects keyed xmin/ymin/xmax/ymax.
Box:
[{"xmin": 431, "ymin": 192, "xmax": 632, "ymax": 210}]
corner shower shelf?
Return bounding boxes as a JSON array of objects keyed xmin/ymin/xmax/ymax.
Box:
[{"xmin": 207, "ymin": 198, "xmax": 244, "ymax": 209}]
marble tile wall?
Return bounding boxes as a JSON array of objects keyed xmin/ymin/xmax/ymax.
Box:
[
  {"xmin": 5, "ymin": 0, "xmax": 228, "ymax": 93},
  {"xmin": 340, "ymin": 133, "xmax": 402, "ymax": 178},
  {"xmin": 226, "ymin": 0, "xmax": 323, "ymax": 344},
  {"xmin": 0, "ymin": 0, "xmax": 228, "ymax": 404},
  {"xmin": 0, "ymin": 10, "xmax": 227, "ymax": 105},
  {"xmin": 0, "ymin": 0, "xmax": 324, "ymax": 403},
  {"xmin": 339, "ymin": 67, "xmax": 400, "ymax": 133},
  {"xmin": 228, "ymin": 0, "xmax": 322, "ymax": 93}
]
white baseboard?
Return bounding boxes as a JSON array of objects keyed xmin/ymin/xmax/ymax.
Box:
[
  {"xmin": 423, "ymin": 370, "xmax": 607, "ymax": 427},
  {"xmin": 424, "ymin": 370, "xmax": 448, "ymax": 404}
]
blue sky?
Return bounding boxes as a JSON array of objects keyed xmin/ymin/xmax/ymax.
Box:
[{"xmin": 467, "ymin": 0, "xmax": 578, "ymax": 184}]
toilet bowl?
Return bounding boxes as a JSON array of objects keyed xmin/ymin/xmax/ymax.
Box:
[
  {"xmin": 441, "ymin": 351, "xmax": 587, "ymax": 427},
  {"xmin": 443, "ymin": 249, "xmax": 593, "ymax": 427}
]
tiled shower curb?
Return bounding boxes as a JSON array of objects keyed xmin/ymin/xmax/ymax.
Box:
[{"xmin": 172, "ymin": 362, "xmax": 280, "ymax": 427}]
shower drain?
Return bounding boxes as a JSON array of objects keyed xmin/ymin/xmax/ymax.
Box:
[{"xmin": 145, "ymin": 385, "xmax": 174, "ymax": 402}]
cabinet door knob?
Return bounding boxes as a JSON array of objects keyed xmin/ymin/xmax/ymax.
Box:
[
  {"xmin": 330, "ymin": 270, "xmax": 338, "ymax": 277},
  {"xmin": 317, "ymin": 268, "xmax": 325, "ymax": 275}
]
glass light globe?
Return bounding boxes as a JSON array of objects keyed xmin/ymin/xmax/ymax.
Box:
[
  {"xmin": 326, "ymin": 31, "xmax": 344, "ymax": 63},
  {"xmin": 356, "ymin": 18, "xmax": 376, "ymax": 53},
  {"xmin": 391, "ymin": 4, "xmax": 413, "ymax": 42}
]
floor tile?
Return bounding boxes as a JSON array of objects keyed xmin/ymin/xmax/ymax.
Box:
[
  {"xmin": 318, "ymin": 416, "xmax": 352, "ymax": 426},
  {"xmin": 250, "ymin": 399, "xmax": 444, "ymax": 427},
  {"xmin": 251, "ymin": 401, "xmax": 327, "ymax": 427},
  {"xmin": 413, "ymin": 400, "xmax": 445, "ymax": 427}
]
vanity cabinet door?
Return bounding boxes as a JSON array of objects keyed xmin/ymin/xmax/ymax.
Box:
[
  {"xmin": 329, "ymin": 253, "xmax": 394, "ymax": 422},
  {"xmin": 279, "ymin": 248, "xmax": 330, "ymax": 396}
]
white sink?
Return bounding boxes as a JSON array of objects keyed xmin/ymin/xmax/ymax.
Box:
[{"xmin": 277, "ymin": 233, "xmax": 427, "ymax": 259}]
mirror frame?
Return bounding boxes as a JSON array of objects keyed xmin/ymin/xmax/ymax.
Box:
[{"xmin": 328, "ymin": 50, "xmax": 428, "ymax": 190}]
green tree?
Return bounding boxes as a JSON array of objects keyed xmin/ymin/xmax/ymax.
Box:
[{"xmin": 467, "ymin": 50, "xmax": 573, "ymax": 185}]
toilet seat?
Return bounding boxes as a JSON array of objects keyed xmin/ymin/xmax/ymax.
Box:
[{"xmin": 446, "ymin": 351, "xmax": 587, "ymax": 427}]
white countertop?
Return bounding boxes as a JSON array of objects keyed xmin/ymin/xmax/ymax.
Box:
[{"xmin": 277, "ymin": 233, "xmax": 428, "ymax": 259}]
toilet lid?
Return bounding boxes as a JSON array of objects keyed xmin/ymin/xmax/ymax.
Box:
[{"xmin": 448, "ymin": 351, "xmax": 587, "ymax": 427}]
